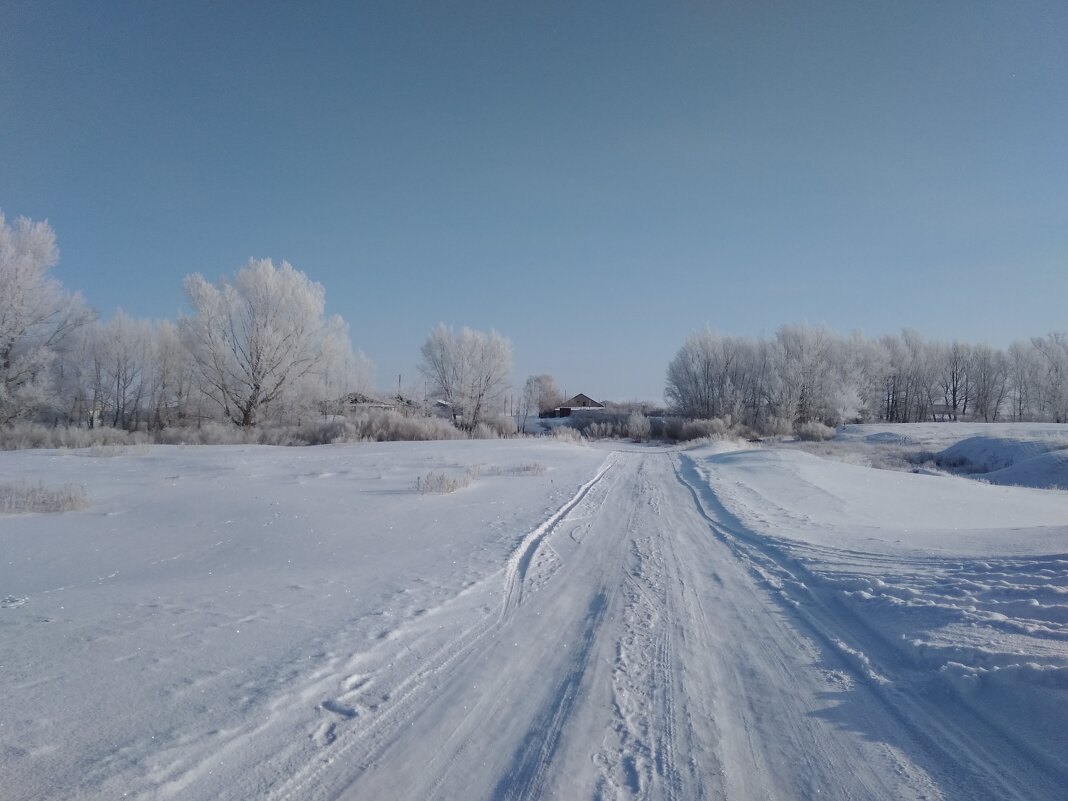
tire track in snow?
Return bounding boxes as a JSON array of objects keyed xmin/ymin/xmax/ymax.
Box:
[
  {"xmin": 264, "ymin": 454, "xmax": 619, "ymax": 801},
  {"xmin": 595, "ymin": 543, "xmax": 668, "ymax": 798},
  {"xmin": 587, "ymin": 461, "xmax": 689, "ymax": 801},
  {"xmin": 662, "ymin": 454, "xmax": 916, "ymax": 800},
  {"xmin": 500, "ymin": 452, "xmax": 619, "ymax": 615},
  {"xmin": 417, "ymin": 457, "xmax": 626, "ymax": 800},
  {"xmin": 490, "ymin": 589, "xmax": 611, "ymax": 801}
]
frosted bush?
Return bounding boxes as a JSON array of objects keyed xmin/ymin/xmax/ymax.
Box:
[
  {"xmin": 762, "ymin": 417, "xmax": 795, "ymax": 437},
  {"xmin": 0, "ymin": 423, "xmax": 147, "ymax": 451},
  {"xmin": 416, "ymin": 467, "xmax": 479, "ymax": 494},
  {"xmin": 511, "ymin": 462, "xmax": 547, "ymax": 476},
  {"xmin": 0, "ymin": 409, "xmax": 478, "ymax": 450},
  {"xmin": 797, "ymin": 421, "xmax": 837, "ymax": 441},
  {"xmin": 583, "ymin": 421, "xmax": 618, "ymax": 439},
  {"xmin": 654, "ymin": 417, "xmax": 732, "ymax": 442},
  {"xmin": 353, "ymin": 411, "xmax": 463, "ymax": 442},
  {"xmin": 680, "ymin": 418, "xmax": 729, "ymax": 441},
  {"xmin": 109, "ymin": 411, "xmax": 464, "ymax": 446},
  {"xmin": 551, "ymin": 426, "xmax": 585, "ymax": 444},
  {"xmin": 627, "ymin": 412, "xmax": 652, "ymax": 442},
  {"xmin": 285, "ymin": 419, "xmax": 360, "ymax": 445},
  {"xmin": 0, "ymin": 481, "xmax": 89, "ymax": 513},
  {"xmin": 482, "ymin": 462, "xmax": 547, "ymax": 476},
  {"xmin": 469, "ymin": 422, "xmax": 500, "ymax": 440},
  {"xmin": 152, "ymin": 422, "xmax": 249, "ymax": 446}
]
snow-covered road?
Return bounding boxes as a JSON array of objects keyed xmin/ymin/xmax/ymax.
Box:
[
  {"xmin": 293, "ymin": 449, "xmax": 909, "ymax": 800},
  {"xmin": 268, "ymin": 450, "xmax": 1068, "ymax": 800},
  {"xmin": 3, "ymin": 438, "xmax": 1067, "ymax": 800}
]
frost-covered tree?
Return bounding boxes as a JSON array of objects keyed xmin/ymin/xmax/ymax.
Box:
[
  {"xmin": 774, "ymin": 324, "xmax": 836, "ymax": 426},
  {"xmin": 96, "ymin": 311, "xmax": 152, "ymax": 429},
  {"xmin": 665, "ymin": 329, "xmax": 739, "ymax": 420},
  {"xmin": 661, "ymin": 328, "xmax": 766, "ymax": 428},
  {"xmin": 877, "ymin": 330, "xmax": 937, "ymax": 423},
  {"xmin": 289, "ymin": 316, "xmax": 375, "ymax": 420},
  {"xmin": 419, "ymin": 324, "xmax": 511, "ymax": 429},
  {"xmin": 0, "ymin": 212, "xmax": 92, "ymax": 422},
  {"xmin": 1031, "ymin": 333, "xmax": 1068, "ymax": 422},
  {"xmin": 970, "ymin": 345, "xmax": 1009, "ymax": 422},
  {"xmin": 514, "ymin": 373, "xmax": 564, "ymax": 432},
  {"xmin": 662, "ymin": 324, "xmax": 1068, "ymax": 431},
  {"xmin": 515, "ymin": 376, "xmax": 538, "ymax": 434},
  {"xmin": 1007, "ymin": 341, "xmax": 1039, "ymax": 421},
  {"xmin": 180, "ymin": 259, "xmax": 360, "ymax": 427},
  {"xmin": 935, "ymin": 341, "xmax": 972, "ymax": 421},
  {"xmin": 530, "ymin": 374, "xmax": 563, "ymax": 414},
  {"xmin": 146, "ymin": 320, "xmax": 199, "ymax": 428}
]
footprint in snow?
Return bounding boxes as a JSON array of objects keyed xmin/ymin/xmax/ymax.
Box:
[
  {"xmin": 313, "ymin": 699, "xmax": 359, "ymax": 747},
  {"xmin": 1, "ymin": 596, "xmax": 28, "ymax": 609},
  {"xmin": 320, "ymin": 699, "xmax": 358, "ymax": 719}
]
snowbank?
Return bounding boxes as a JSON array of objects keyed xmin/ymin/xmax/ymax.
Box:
[{"xmin": 684, "ymin": 441, "xmax": 1068, "ymax": 783}]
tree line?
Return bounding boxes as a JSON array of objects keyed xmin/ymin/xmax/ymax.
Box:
[
  {"xmin": 1, "ymin": 212, "xmax": 372, "ymax": 430},
  {"xmin": 3, "ymin": 210, "xmax": 1066, "ymax": 439},
  {"xmin": 665, "ymin": 325, "xmax": 1068, "ymax": 434},
  {"xmin": 1, "ymin": 211, "xmax": 521, "ymax": 436}
]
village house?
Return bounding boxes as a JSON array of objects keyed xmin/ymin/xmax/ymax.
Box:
[{"xmin": 543, "ymin": 393, "xmax": 606, "ymax": 418}]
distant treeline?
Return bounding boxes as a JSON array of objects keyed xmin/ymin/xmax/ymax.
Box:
[
  {"xmin": 3, "ymin": 211, "xmax": 1066, "ymax": 443},
  {"xmin": 666, "ymin": 325, "xmax": 1068, "ymax": 434},
  {"xmin": 1, "ymin": 212, "xmax": 373, "ymax": 431}
]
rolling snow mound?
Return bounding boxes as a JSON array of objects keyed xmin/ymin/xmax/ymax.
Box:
[{"xmin": 935, "ymin": 435, "xmax": 1068, "ymax": 490}]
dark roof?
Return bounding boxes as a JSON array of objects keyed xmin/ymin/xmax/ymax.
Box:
[{"xmin": 559, "ymin": 393, "xmax": 604, "ymax": 409}]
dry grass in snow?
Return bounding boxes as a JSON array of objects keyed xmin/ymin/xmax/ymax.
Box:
[{"xmin": 0, "ymin": 481, "xmax": 89, "ymax": 513}]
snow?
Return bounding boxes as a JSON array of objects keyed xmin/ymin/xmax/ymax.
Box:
[
  {"xmin": 3, "ymin": 426, "xmax": 1068, "ymax": 800},
  {"xmin": 0, "ymin": 441, "xmax": 605, "ymax": 800}
]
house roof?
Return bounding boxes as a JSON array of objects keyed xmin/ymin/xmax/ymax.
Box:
[{"xmin": 559, "ymin": 393, "xmax": 604, "ymax": 409}]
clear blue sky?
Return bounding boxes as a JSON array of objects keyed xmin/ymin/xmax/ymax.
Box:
[{"xmin": 3, "ymin": 1, "xmax": 1066, "ymax": 401}]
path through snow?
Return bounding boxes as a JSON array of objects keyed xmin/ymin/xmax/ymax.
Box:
[
  {"xmin": 277, "ymin": 451, "xmax": 1066, "ymax": 800},
  {"xmin": 3, "ymin": 440, "xmax": 1066, "ymax": 800}
]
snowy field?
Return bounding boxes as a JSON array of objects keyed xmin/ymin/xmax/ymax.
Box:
[{"xmin": 2, "ymin": 425, "xmax": 1067, "ymax": 800}]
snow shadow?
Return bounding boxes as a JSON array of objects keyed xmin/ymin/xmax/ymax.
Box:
[
  {"xmin": 674, "ymin": 453, "xmax": 1068, "ymax": 801},
  {"xmin": 489, "ymin": 589, "xmax": 609, "ymax": 801}
]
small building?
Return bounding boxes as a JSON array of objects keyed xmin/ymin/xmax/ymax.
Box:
[
  {"xmin": 345, "ymin": 392, "xmax": 395, "ymax": 412},
  {"xmin": 550, "ymin": 393, "xmax": 606, "ymax": 417}
]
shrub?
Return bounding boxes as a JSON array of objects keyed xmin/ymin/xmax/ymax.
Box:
[
  {"xmin": 482, "ymin": 462, "xmax": 547, "ymax": 477},
  {"xmin": 416, "ymin": 467, "xmax": 479, "ymax": 494},
  {"xmin": 469, "ymin": 422, "xmax": 500, "ymax": 440},
  {"xmin": 0, "ymin": 408, "xmax": 479, "ymax": 450},
  {"xmin": 551, "ymin": 426, "xmax": 585, "ymax": 444},
  {"xmin": 0, "ymin": 481, "xmax": 89, "ymax": 513},
  {"xmin": 152, "ymin": 422, "xmax": 252, "ymax": 446},
  {"xmin": 584, "ymin": 421, "xmax": 621, "ymax": 439},
  {"xmin": 0, "ymin": 423, "xmax": 148, "ymax": 451},
  {"xmin": 654, "ymin": 417, "xmax": 732, "ymax": 442},
  {"xmin": 287, "ymin": 419, "xmax": 359, "ymax": 446},
  {"xmin": 796, "ymin": 421, "xmax": 837, "ymax": 441},
  {"xmin": 762, "ymin": 417, "xmax": 795, "ymax": 437},
  {"xmin": 511, "ymin": 462, "xmax": 547, "ymax": 476},
  {"xmin": 626, "ymin": 411, "xmax": 652, "ymax": 442},
  {"xmin": 353, "ymin": 411, "xmax": 463, "ymax": 442},
  {"xmin": 679, "ymin": 418, "xmax": 729, "ymax": 441}
]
